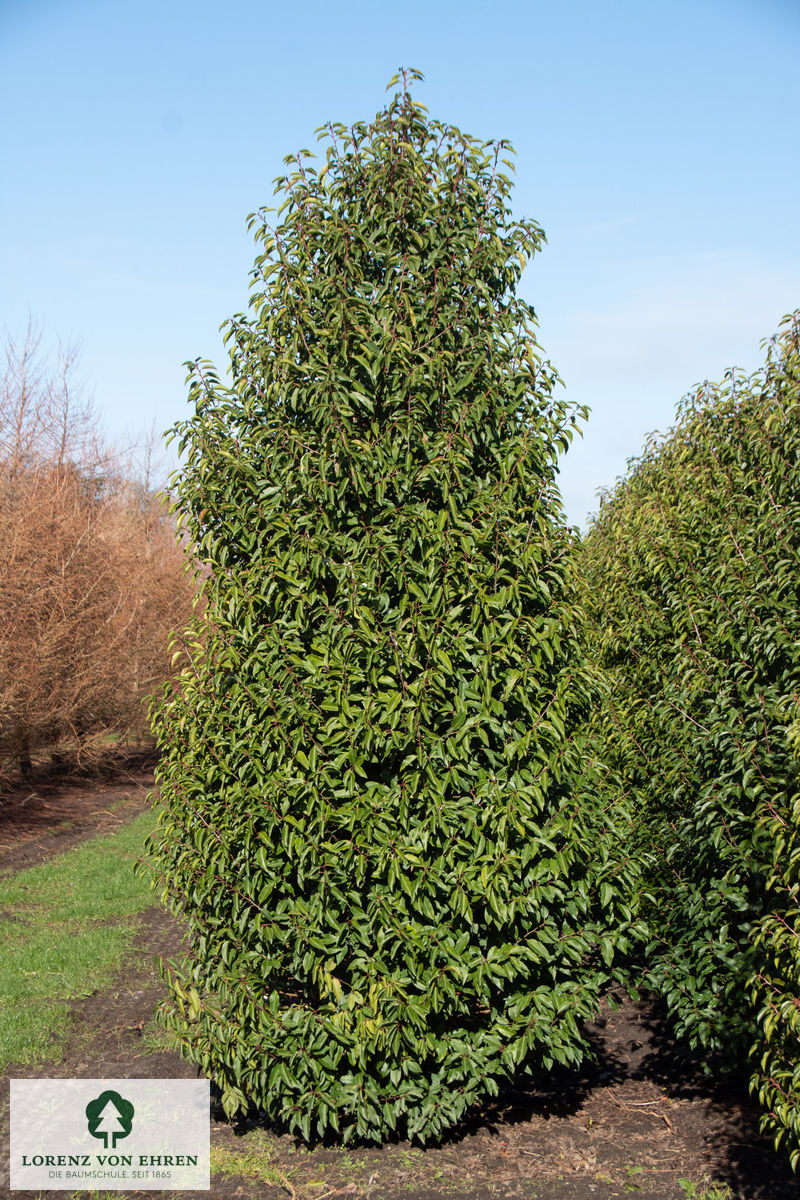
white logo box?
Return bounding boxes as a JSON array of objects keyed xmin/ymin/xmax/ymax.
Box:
[{"xmin": 10, "ymin": 1079, "xmax": 209, "ymax": 1191}]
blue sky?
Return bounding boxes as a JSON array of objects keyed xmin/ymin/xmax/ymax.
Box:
[{"xmin": 1, "ymin": 0, "xmax": 798, "ymax": 527}]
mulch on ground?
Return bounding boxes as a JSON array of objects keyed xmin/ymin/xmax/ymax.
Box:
[{"xmin": 1, "ymin": 765, "xmax": 798, "ymax": 1200}]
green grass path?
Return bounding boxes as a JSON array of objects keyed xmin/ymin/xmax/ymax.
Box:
[{"xmin": 0, "ymin": 810, "xmax": 158, "ymax": 1067}]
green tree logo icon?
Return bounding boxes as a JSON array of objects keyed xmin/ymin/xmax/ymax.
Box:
[{"xmin": 85, "ymin": 1090, "xmax": 135, "ymax": 1149}]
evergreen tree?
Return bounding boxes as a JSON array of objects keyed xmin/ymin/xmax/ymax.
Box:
[
  {"xmin": 751, "ymin": 706, "xmax": 800, "ymax": 1171},
  {"xmin": 147, "ymin": 71, "xmax": 638, "ymax": 1143},
  {"xmin": 582, "ymin": 313, "xmax": 800, "ymax": 1072}
]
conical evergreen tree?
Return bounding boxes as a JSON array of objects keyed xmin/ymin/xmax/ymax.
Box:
[{"xmin": 147, "ymin": 71, "xmax": 638, "ymax": 1143}]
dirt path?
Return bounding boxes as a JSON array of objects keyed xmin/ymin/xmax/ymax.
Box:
[
  {"xmin": 0, "ymin": 750, "xmax": 156, "ymax": 876},
  {"xmin": 1, "ymin": 770, "xmax": 798, "ymax": 1199}
]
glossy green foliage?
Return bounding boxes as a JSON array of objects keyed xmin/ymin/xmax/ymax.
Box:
[
  {"xmin": 582, "ymin": 313, "xmax": 800, "ymax": 1065},
  {"xmin": 750, "ymin": 709, "xmax": 800, "ymax": 1169},
  {"xmin": 146, "ymin": 73, "xmax": 638, "ymax": 1144}
]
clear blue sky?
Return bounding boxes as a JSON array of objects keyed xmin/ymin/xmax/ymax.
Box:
[{"xmin": 2, "ymin": 0, "xmax": 798, "ymax": 527}]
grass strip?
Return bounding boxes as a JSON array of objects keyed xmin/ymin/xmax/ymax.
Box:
[
  {"xmin": 211, "ymin": 1129, "xmax": 300, "ymax": 1196},
  {"xmin": 0, "ymin": 809, "xmax": 158, "ymax": 1068}
]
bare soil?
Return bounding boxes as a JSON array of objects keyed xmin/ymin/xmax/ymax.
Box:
[
  {"xmin": 0, "ymin": 749, "xmax": 157, "ymax": 876},
  {"xmin": 1, "ymin": 767, "xmax": 798, "ymax": 1200}
]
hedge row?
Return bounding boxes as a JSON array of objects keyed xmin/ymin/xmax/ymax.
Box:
[
  {"xmin": 750, "ymin": 707, "xmax": 800, "ymax": 1169},
  {"xmin": 582, "ymin": 312, "xmax": 800, "ymax": 1160},
  {"xmin": 142, "ymin": 75, "xmax": 799, "ymax": 1162}
]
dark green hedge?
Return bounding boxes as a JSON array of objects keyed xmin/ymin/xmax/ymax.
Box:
[
  {"xmin": 582, "ymin": 312, "xmax": 800, "ymax": 1152},
  {"xmin": 750, "ymin": 706, "xmax": 800, "ymax": 1169}
]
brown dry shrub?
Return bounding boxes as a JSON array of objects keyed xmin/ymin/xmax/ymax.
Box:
[{"xmin": 0, "ymin": 323, "xmax": 195, "ymax": 780}]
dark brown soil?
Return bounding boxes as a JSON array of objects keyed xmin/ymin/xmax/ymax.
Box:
[
  {"xmin": 0, "ymin": 749, "xmax": 156, "ymax": 875},
  {"xmin": 1, "ymin": 771, "xmax": 798, "ymax": 1200}
]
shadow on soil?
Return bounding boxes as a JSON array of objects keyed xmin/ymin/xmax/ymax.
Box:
[{"xmin": 213, "ymin": 988, "xmax": 798, "ymax": 1199}]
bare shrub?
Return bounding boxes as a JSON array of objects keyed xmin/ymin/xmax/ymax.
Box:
[{"xmin": 0, "ymin": 321, "xmax": 194, "ymax": 781}]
